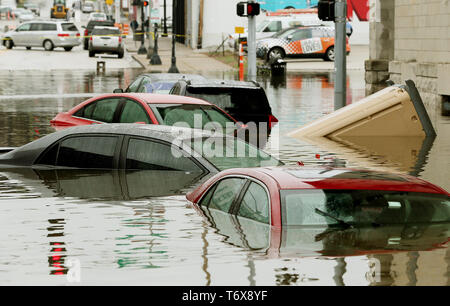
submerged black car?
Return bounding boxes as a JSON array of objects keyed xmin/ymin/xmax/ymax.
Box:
[
  {"xmin": 169, "ymin": 78, "xmax": 278, "ymax": 130},
  {"xmin": 0, "ymin": 124, "xmax": 282, "ymax": 172}
]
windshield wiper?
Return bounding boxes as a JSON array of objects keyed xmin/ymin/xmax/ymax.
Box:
[{"xmin": 314, "ymin": 208, "xmax": 353, "ymax": 228}]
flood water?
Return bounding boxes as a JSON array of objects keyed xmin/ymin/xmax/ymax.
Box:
[{"xmin": 0, "ymin": 68, "xmax": 449, "ymax": 285}]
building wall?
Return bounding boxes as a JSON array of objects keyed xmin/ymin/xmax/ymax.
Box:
[
  {"xmin": 366, "ymin": 0, "xmax": 450, "ymax": 120},
  {"xmin": 200, "ymin": 0, "xmax": 247, "ymax": 49},
  {"xmin": 388, "ymin": 0, "xmax": 450, "ymax": 121}
]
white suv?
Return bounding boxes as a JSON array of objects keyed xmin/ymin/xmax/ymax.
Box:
[{"xmin": 88, "ymin": 26, "xmax": 124, "ymax": 58}]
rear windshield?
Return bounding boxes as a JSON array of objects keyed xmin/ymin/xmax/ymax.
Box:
[
  {"xmin": 151, "ymin": 104, "xmax": 234, "ymax": 129},
  {"xmin": 186, "ymin": 87, "xmax": 270, "ymax": 113},
  {"xmin": 92, "ymin": 28, "xmax": 120, "ymax": 35},
  {"xmin": 61, "ymin": 23, "xmax": 78, "ymax": 32},
  {"xmin": 281, "ymin": 189, "xmax": 450, "ymax": 226},
  {"xmin": 87, "ymin": 21, "xmax": 114, "ymax": 29}
]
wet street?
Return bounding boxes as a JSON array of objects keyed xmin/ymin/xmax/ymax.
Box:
[{"xmin": 0, "ymin": 62, "xmax": 448, "ymax": 286}]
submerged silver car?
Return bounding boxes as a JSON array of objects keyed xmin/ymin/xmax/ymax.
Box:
[{"xmin": 3, "ymin": 20, "xmax": 80, "ymax": 51}]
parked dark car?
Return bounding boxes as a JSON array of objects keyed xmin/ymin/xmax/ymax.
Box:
[
  {"xmin": 116, "ymin": 73, "xmax": 207, "ymax": 94},
  {"xmin": 0, "ymin": 124, "xmax": 283, "ymax": 172},
  {"xmin": 82, "ymin": 19, "xmax": 115, "ymax": 50},
  {"xmin": 169, "ymin": 78, "xmax": 278, "ymax": 130},
  {"xmin": 187, "ymin": 166, "xmax": 450, "ymax": 228},
  {"xmin": 50, "ymin": 93, "xmax": 241, "ymax": 133}
]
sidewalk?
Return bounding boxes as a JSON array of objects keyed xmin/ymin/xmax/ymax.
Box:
[{"xmin": 125, "ymin": 35, "xmax": 235, "ymax": 74}]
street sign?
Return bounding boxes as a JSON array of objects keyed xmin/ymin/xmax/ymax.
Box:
[{"xmin": 235, "ymin": 26, "xmax": 244, "ymax": 34}]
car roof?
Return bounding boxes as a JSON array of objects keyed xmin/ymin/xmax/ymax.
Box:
[
  {"xmin": 215, "ymin": 166, "xmax": 450, "ymax": 195},
  {"xmin": 139, "ymin": 73, "xmax": 207, "ymax": 82},
  {"xmin": 182, "ymin": 79, "xmax": 261, "ymax": 89},
  {"xmin": 92, "ymin": 93, "xmax": 213, "ymax": 105}
]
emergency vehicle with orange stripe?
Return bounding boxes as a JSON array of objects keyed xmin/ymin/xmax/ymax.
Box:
[{"xmin": 256, "ymin": 26, "xmax": 350, "ymax": 62}]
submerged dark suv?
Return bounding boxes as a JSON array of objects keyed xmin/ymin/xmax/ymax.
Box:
[{"xmin": 169, "ymin": 79, "xmax": 278, "ymax": 130}]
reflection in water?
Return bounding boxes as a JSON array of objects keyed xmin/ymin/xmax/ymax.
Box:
[
  {"xmin": 47, "ymin": 219, "xmax": 68, "ymax": 275},
  {"xmin": 0, "ymin": 169, "xmax": 210, "ymax": 201},
  {"xmin": 198, "ymin": 203, "xmax": 450, "ymax": 285}
]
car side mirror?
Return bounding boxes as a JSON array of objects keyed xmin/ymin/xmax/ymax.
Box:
[
  {"xmin": 287, "ymin": 35, "xmax": 293, "ymax": 41},
  {"xmin": 113, "ymin": 88, "xmax": 123, "ymax": 93}
]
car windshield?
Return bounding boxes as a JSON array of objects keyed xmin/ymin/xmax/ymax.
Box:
[
  {"xmin": 281, "ymin": 189, "xmax": 450, "ymax": 226},
  {"xmin": 187, "ymin": 136, "xmax": 283, "ymax": 170},
  {"xmin": 92, "ymin": 28, "xmax": 119, "ymax": 35},
  {"xmin": 256, "ymin": 20, "xmax": 270, "ymax": 32},
  {"xmin": 151, "ymin": 104, "xmax": 234, "ymax": 130},
  {"xmin": 141, "ymin": 82, "xmax": 175, "ymax": 93},
  {"xmin": 272, "ymin": 28, "xmax": 298, "ymax": 39}
]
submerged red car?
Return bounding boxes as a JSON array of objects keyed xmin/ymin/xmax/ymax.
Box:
[
  {"xmin": 187, "ymin": 167, "xmax": 450, "ymax": 228},
  {"xmin": 50, "ymin": 93, "xmax": 241, "ymax": 131}
]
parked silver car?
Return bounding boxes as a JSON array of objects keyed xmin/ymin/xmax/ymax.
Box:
[
  {"xmin": 88, "ymin": 26, "xmax": 124, "ymax": 58},
  {"xmin": 3, "ymin": 20, "xmax": 80, "ymax": 51}
]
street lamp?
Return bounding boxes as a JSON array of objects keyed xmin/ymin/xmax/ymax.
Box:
[
  {"xmin": 162, "ymin": 0, "xmax": 168, "ymax": 37},
  {"xmin": 137, "ymin": 0, "xmax": 148, "ymax": 54}
]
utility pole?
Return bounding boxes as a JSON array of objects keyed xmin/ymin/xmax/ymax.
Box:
[
  {"xmin": 247, "ymin": 0, "xmax": 257, "ymax": 80},
  {"xmin": 334, "ymin": 0, "xmax": 347, "ymax": 110}
]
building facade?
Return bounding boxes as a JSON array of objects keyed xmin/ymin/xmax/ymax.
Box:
[{"xmin": 366, "ymin": 0, "xmax": 450, "ymax": 120}]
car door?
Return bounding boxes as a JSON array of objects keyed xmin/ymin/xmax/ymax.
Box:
[
  {"xmin": 12, "ymin": 23, "xmax": 32, "ymax": 46},
  {"xmin": 29, "ymin": 23, "xmax": 44, "ymax": 47},
  {"xmin": 285, "ymin": 28, "xmax": 313, "ymax": 55}
]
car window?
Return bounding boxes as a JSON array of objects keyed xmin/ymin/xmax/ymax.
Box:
[
  {"xmin": 30, "ymin": 23, "xmax": 42, "ymax": 31},
  {"xmin": 137, "ymin": 77, "xmax": 152, "ymax": 92},
  {"xmin": 61, "ymin": 23, "xmax": 78, "ymax": 32},
  {"xmin": 126, "ymin": 77, "xmax": 143, "ymax": 92},
  {"xmin": 92, "ymin": 28, "xmax": 120, "ymax": 35},
  {"xmin": 89, "ymin": 98, "xmax": 120, "ymax": 123},
  {"xmin": 42, "ymin": 23, "xmax": 57, "ymax": 31},
  {"xmin": 265, "ymin": 21, "xmax": 282, "ymax": 32},
  {"xmin": 126, "ymin": 138, "xmax": 202, "ymax": 172},
  {"xmin": 201, "ymin": 178, "xmax": 246, "ymax": 213},
  {"xmin": 17, "ymin": 23, "xmax": 31, "ymax": 32},
  {"xmin": 238, "ymin": 182, "xmax": 270, "ymax": 224},
  {"xmin": 152, "ymin": 104, "xmax": 233, "ymax": 129},
  {"xmin": 119, "ymin": 99, "xmax": 150, "ymax": 123},
  {"xmin": 56, "ymin": 136, "xmax": 118, "ymax": 169},
  {"xmin": 292, "ymin": 29, "xmax": 312, "ymax": 41}
]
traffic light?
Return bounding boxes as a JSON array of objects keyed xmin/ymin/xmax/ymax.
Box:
[
  {"xmin": 142, "ymin": 0, "xmax": 149, "ymax": 6},
  {"xmin": 247, "ymin": 2, "xmax": 260, "ymax": 16},
  {"xmin": 318, "ymin": 0, "xmax": 335, "ymax": 21},
  {"xmin": 236, "ymin": 2, "xmax": 260, "ymax": 17}
]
